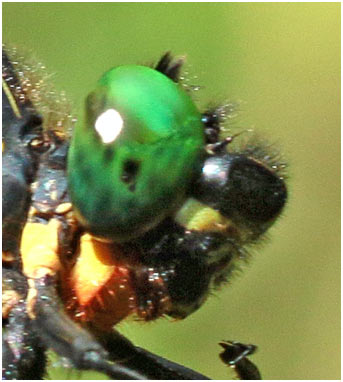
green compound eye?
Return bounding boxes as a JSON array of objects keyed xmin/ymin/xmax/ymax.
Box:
[{"xmin": 67, "ymin": 64, "xmax": 205, "ymax": 242}]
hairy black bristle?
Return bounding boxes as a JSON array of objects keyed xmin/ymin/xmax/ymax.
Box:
[
  {"xmin": 155, "ymin": 52, "xmax": 184, "ymax": 82},
  {"xmin": 231, "ymin": 135, "xmax": 288, "ymax": 179}
]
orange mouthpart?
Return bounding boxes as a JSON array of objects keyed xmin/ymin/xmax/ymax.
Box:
[{"xmin": 63, "ymin": 234, "xmax": 136, "ymax": 330}]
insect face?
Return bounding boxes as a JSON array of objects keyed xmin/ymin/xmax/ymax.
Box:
[
  {"xmin": 3, "ymin": 47, "xmax": 287, "ymax": 380},
  {"xmin": 68, "ymin": 64, "xmax": 205, "ymax": 242}
]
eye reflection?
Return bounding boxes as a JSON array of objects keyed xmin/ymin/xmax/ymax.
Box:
[
  {"xmin": 95, "ymin": 108, "xmax": 123, "ymax": 144},
  {"xmin": 202, "ymin": 158, "xmax": 228, "ymax": 186}
]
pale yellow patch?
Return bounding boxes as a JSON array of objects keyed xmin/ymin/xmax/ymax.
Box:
[
  {"xmin": 175, "ymin": 198, "xmax": 232, "ymax": 233},
  {"xmin": 21, "ymin": 220, "xmax": 61, "ymax": 278}
]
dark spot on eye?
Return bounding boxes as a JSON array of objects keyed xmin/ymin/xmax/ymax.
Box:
[
  {"xmin": 104, "ymin": 146, "xmax": 115, "ymax": 163},
  {"xmin": 121, "ymin": 159, "xmax": 140, "ymax": 191}
]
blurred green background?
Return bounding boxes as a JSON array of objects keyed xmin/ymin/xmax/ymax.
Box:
[{"xmin": 3, "ymin": 3, "xmax": 340, "ymax": 380}]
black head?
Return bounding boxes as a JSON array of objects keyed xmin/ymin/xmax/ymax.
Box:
[{"xmin": 192, "ymin": 152, "xmax": 287, "ymax": 238}]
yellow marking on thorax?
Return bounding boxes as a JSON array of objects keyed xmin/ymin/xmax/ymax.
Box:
[
  {"xmin": 2, "ymin": 79, "xmax": 22, "ymax": 118},
  {"xmin": 21, "ymin": 219, "xmax": 63, "ymax": 319},
  {"xmin": 21, "ymin": 219, "xmax": 62, "ymax": 278}
]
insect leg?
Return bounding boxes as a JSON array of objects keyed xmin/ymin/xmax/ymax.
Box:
[
  {"xmin": 29, "ymin": 274, "xmax": 150, "ymax": 379},
  {"xmin": 92, "ymin": 328, "xmax": 211, "ymax": 380}
]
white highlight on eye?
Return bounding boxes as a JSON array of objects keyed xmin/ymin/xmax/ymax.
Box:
[
  {"xmin": 95, "ymin": 108, "xmax": 123, "ymax": 144},
  {"xmin": 202, "ymin": 158, "xmax": 228, "ymax": 186}
]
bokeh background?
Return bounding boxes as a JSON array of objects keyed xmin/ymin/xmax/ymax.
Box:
[{"xmin": 3, "ymin": 3, "xmax": 340, "ymax": 380}]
